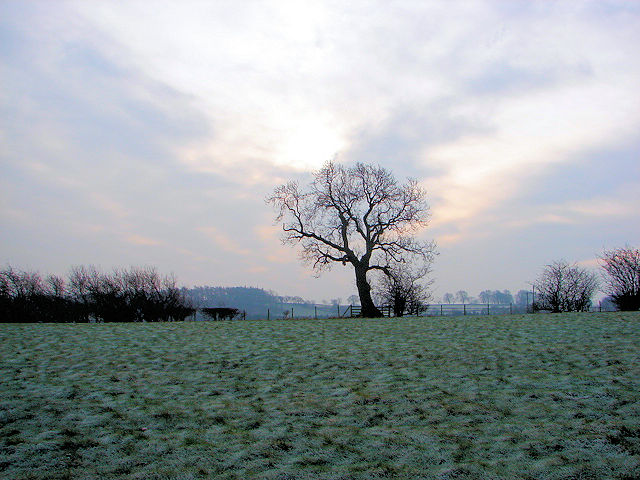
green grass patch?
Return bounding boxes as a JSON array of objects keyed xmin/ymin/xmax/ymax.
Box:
[{"xmin": 1, "ymin": 312, "xmax": 639, "ymax": 479}]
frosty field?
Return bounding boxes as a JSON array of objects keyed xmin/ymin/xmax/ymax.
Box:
[{"xmin": 1, "ymin": 313, "xmax": 639, "ymax": 480}]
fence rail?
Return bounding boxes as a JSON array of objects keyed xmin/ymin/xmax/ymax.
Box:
[
  {"xmin": 192, "ymin": 301, "xmax": 615, "ymax": 321},
  {"xmin": 349, "ymin": 303, "xmax": 523, "ymax": 317},
  {"xmin": 423, "ymin": 303, "xmax": 521, "ymax": 316}
]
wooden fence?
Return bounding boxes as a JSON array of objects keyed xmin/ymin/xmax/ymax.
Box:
[
  {"xmin": 192, "ymin": 301, "xmax": 615, "ymax": 321},
  {"xmin": 348, "ymin": 305, "xmax": 393, "ymax": 317},
  {"xmin": 349, "ymin": 303, "xmax": 525, "ymax": 317},
  {"xmin": 424, "ymin": 303, "xmax": 520, "ymax": 316}
]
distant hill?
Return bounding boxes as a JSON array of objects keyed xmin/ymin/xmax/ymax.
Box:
[
  {"xmin": 183, "ymin": 286, "xmax": 349, "ymax": 320},
  {"xmin": 186, "ymin": 286, "xmax": 280, "ymax": 309},
  {"xmin": 183, "ymin": 286, "xmax": 326, "ymax": 320}
]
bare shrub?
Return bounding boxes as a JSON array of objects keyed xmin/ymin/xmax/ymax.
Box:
[
  {"xmin": 534, "ymin": 260, "xmax": 598, "ymax": 312},
  {"xmin": 599, "ymin": 246, "xmax": 640, "ymax": 311}
]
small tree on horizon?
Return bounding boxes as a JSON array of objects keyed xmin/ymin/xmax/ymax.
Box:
[
  {"xmin": 442, "ymin": 292, "xmax": 454, "ymax": 304},
  {"xmin": 599, "ymin": 246, "xmax": 640, "ymax": 311},
  {"xmin": 515, "ymin": 289, "xmax": 530, "ymax": 306},
  {"xmin": 534, "ymin": 260, "xmax": 598, "ymax": 313},
  {"xmin": 455, "ymin": 290, "xmax": 470, "ymax": 304},
  {"xmin": 375, "ymin": 264, "xmax": 432, "ymax": 316}
]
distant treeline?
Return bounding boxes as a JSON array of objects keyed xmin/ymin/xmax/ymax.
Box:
[
  {"xmin": 185, "ymin": 286, "xmax": 312, "ymax": 319},
  {"xmin": 186, "ymin": 285, "xmax": 314, "ymax": 309},
  {"xmin": 184, "ymin": 286, "xmax": 352, "ymax": 320},
  {"xmin": 187, "ymin": 285, "xmax": 281, "ymax": 310},
  {"xmin": 0, "ymin": 265, "xmax": 194, "ymax": 323},
  {"xmin": 441, "ymin": 289, "xmax": 528, "ymax": 305}
]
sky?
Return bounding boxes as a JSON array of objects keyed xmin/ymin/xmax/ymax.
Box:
[{"xmin": 1, "ymin": 0, "xmax": 639, "ymax": 303}]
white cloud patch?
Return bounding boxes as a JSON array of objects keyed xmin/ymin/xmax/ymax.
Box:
[
  {"xmin": 563, "ymin": 187, "xmax": 640, "ymax": 219},
  {"xmin": 198, "ymin": 227, "xmax": 251, "ymax": 257},
  {"xmin": 126, "ymin": 234, "xmax": 163, "ymax": 247}
]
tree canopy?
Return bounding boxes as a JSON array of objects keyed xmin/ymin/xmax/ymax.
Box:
[{"xmin": 268, "ymin": 161, "xmax": 435, "ymax": 317}]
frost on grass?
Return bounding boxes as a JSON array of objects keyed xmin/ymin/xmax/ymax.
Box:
[{"xmin": 0, "ymin": 312, "xmax": 639, "ymax": 479}]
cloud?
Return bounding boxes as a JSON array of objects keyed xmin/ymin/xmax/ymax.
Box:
[
  {"xmin": 563, "ymin": 186, "xmax": 640, "ymax": 219},
  {"xmin": 434, "ymin": 233, "xmax": 464, "ymax": 248},
  {"xmin": 246, "ymin": 265, "xmax": 268, "ymax": 274},
  {"xmin": 126, "ymin": 234, "xmax": 163, "ymax": 247},
  {"xmin": 61, "ymin": 2, "xmax": 640, "ymax": 182},
  {"xmin": 420, "ymin": 59, "xmax": 639, "ymax": 229},
  {"xmin": 89, "ymin": 193, "xmax": 131, "ymax": 220},
  {"xmin": 198, "ymin": 227, "xmax": 251, "ymax": 257},
  {"xmin": 2, "ymin": 1, "xmax": 639, "ymax": 299},
  {"xmin": 339, "ymin": 2, "xmax": 640, "ymax": 245},
  {"xmin": 576, "ymin": 257, "xmax": 601, "ymax": 270}
]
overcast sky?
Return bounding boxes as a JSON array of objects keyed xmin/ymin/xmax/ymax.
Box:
[{"xmin": 2, "ymin": 1, "xmax": 639, "ymax": 302}]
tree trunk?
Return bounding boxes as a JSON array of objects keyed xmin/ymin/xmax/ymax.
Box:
[
  {"xmin": 394, "ymin": 296, "xmax": 406, "ymax": 317},
  {"xmin": 354, "ymin": 265, "xmax": 383, "ymax": 317}
]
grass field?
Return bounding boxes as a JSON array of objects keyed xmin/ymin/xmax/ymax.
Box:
[{"xmin": 1, "ymin": 313, "xmax": 639, "ymax": 479}]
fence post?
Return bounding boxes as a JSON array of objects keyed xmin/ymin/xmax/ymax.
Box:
[
  {"xmin": 337, "ymin": 304, "xmax": 340, "ymax": 318},
  {"xmin": 315, "ymin": 306, "xmax": 317, "ymax": 319},
  {"xmin": 510, "ymin": 303, "xmax": 512, "ymax": 315},
  {"xmin": 463, "ymin": 304, "xmax": 466, "ymax": 315},
  {"xmin": 292, "ymin": 307, "xmax": 294, "ymax": 319},
  {"xmin": 487, "ymin": 303, "xmax": 490, "ymax": 315},
  {"xmin": 441, "ymin": 304, "xmax": 443, "ymax": 316},
  {"xmin": 267, "ymin": 309, "xmax": 270, "ymax": 321}
]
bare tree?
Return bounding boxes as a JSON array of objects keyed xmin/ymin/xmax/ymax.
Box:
[
  {"xmin": 45, "ymin": 275, "xmax": 66, "ymax": 297},
  {"xmin": 534, "ymin": 260, "xmax": 598, "ymax": 312},
  {"xmin": 0, "ymin": 266, "xmax": 45, "ymax": 322},
  {"xmin": 479, "ymin": 289, "xmax": 513, "ymax": 304},
  {"xmin": 599, "ymin": 246, "xmax": 640, "ymax": 311},
  {"xmin": 68, "ymin": 265, "xmax": 97, "ymax": 321},
  {"xmin": 515, "ymin": 289, "xmax": 530, "ymax": 306},
  {"xmin": 478, "ymin": 290, "xmax": 493, "ymax": 304},
  {"xmin": 442, "ymin": 292, "xmax": 454, "ymax": 304},
  {"xmin": 268, "ymin": 161, "xmax": 435, "ymax": 317},
  {"xmin": 0, "ymin": 267, "xmax": 43, "ymax": 298},
  {"xmin": 455, "ymin": 290, "xmax": 470, "ymax": 304},
  {"xmin": 375, "ymin": 264, "xmax": 432, "ymax": 317},
  {"xmin": 496, "ymin": 290, "xmax": 513, "ymax": 305}
]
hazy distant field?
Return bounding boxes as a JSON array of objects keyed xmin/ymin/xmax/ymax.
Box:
[{"xmin": 1, "ymin": 313, "xmax": 639, "ymax": 479}]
